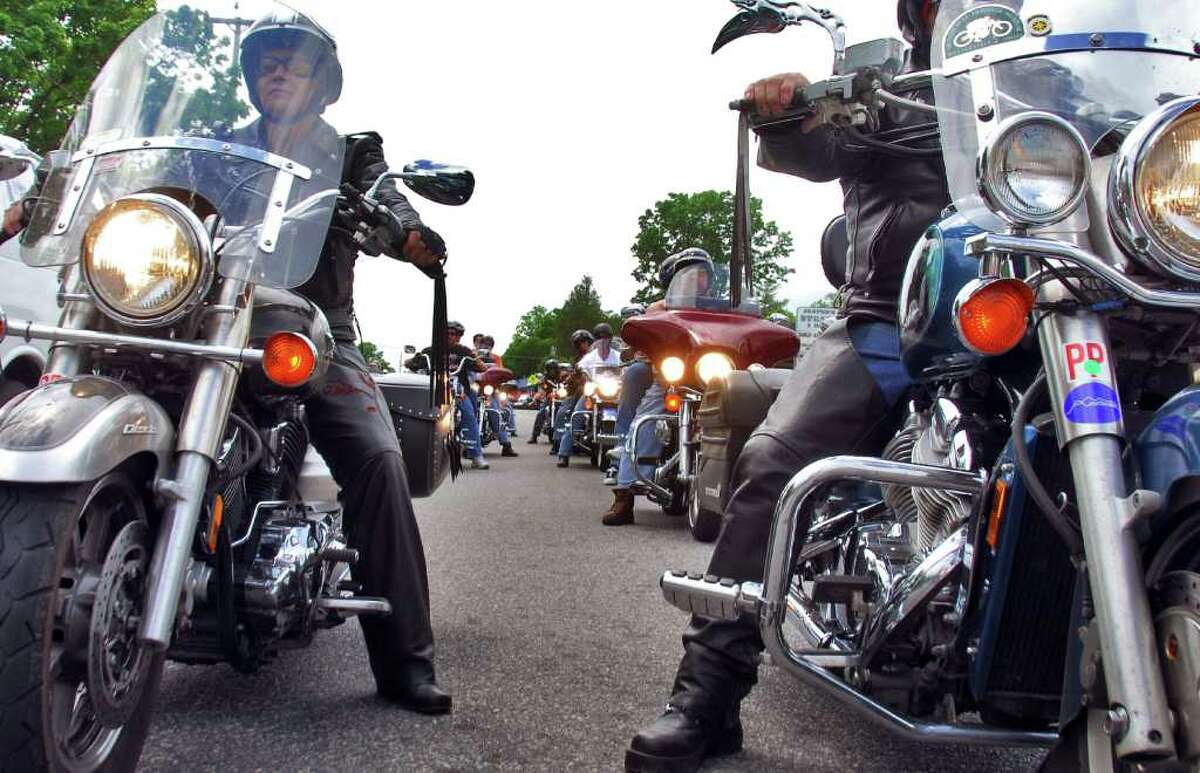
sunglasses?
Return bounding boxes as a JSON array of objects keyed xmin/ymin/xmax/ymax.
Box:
[{"xmin": 258, "ymin": 55, "xmax": 316, "ymax": 79}]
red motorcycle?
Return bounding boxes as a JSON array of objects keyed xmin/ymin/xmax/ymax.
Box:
[{"xmin": 621, "ymin": 261, "xmax": 798, "ymax": 539}]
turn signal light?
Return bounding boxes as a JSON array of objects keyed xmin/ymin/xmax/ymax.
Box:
[
  {"xmin": 0, "ymin": 307, "xmax": 6, "ymax": 342},
  {"xmin": 665, "ymin": 391, "xmax": 683, "ymax": 414},
  {"xmin": 986, "ymin": 479, "xmax": 1009, "ymax": 551},
  {"xmin": 954, "ymin": 279, "xmax": 1035, "ymax": 356},
  {"xmin": 263, "ymin": 332, "xmax": 318, "ymax": 388},
  {"xmin": 207, "ymin": 494, "xmax": 224, "ymax": 553}
]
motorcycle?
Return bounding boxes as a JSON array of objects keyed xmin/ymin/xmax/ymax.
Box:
[
  {"xmin": 586, "ymin": 364, "xmax": 624, "ymax": 468},
  {"xmin": 0, "ymin": 3, "xmax": 471, "ymax": 770},
  {"xmin": 622, "ymin": 261, "xmax": 798, "ymax": 532},
  {"xmin": 662, "ymin": 0, "xmax": 1200, "ymax": 767},
  {"xmin": 471, "ymin": 357, "xmax": 515, "ymax": 451}
]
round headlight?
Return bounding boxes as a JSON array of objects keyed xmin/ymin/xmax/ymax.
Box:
[
  {"xmin": 978, "ymin": 113, "xmax": 1090, "ymax": 227},
  {"xmin": 696, "ymin": 351, "xmax": 735, "ymax": 385},
  {"xmin": 1112, "ymin": 99, "xmax": 1200, "ymax": 282},
  {"xmin": 484, "ymin": 384, "xmax": 495, "ymax": 396},
  {"xmin": 660, "ymin": 356, "xmax": 686, "ymax": 384},
  {"xmin": 82, "ymin": 194, "xmax": 211, "ymax": 326},
  {"xmin": 471, "ymin": 382, "xmax": 480, "ymax": 394},
  {"xmin": 555, "ymin": 386, "xmax": 568, "ymax": 399},
  {"xmin": 597, "ymin": 375, "xmax": 620, "ymax": 398}
]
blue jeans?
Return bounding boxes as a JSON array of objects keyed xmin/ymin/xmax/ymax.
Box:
[
  {"xmin": 487, "ymin": 395, "xmax": 511, "ymax": 445},
  {"xmin": 615, "ymin": 361, "xmax": 653, "ymax": 441},
  {"xmin": 617, "ymin": 383, "xmax": 666, "ymax": 488},
  {"xmin": 555, "ymin": 396, "xmax": 583, "ymax": 457},
  {"xmin": 458, "ymin": 393, "xmax": 483, "ymax": 458}
]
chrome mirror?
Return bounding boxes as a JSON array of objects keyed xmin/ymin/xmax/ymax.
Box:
[
  {"xmin": 713, "ymin": 0, "xmax": 846, "ymax": 71},
  {"xmin": 365, "ymin": 162, "xmax": 476, "ymax": 207},
  {"xmin": 0, "ymin": 137, "xmax": 40, "ymax": 183}
]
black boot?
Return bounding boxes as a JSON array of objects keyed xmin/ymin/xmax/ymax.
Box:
[
  {"xmin": 556, "ymin": 455, "xmax": 570, "ymax": 468},
  {"xmin": 501, "ymin": 443, "xmax": 519, "ymax": 457},
  {"xmin": 625, "ymin": 705, "xmax": 742, "ymax": 772},
  {"xmin": 377, "ymin": 661, "xmax": 452, "ymax": 715}
]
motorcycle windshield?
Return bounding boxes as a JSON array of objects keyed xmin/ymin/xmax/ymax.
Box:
[
  {"xmin": 931, "ymin": 0, "xmax": 1200, "ymax": 233},
  {"xmin": 20, "ymin": 0, "xmax": 343, "ymax": 289},
  {"xmin": 665, "ymin": 264, "xmax": 743, "ymax": 312}
]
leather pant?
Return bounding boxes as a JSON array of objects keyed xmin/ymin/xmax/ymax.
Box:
[
  {"xmin": 670, "ymin": 318, "xmax": 906, "ymax": 721},
  {"xmin": 305, "ymin": 341, "xmax": 437, "ymax": 688}
]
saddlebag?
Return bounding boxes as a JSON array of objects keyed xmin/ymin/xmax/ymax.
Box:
[
  {"xmin": 376, "ymin": 373, "xmax": 451, "ymax": 498},
  {"xmin": 695, "ymin": 368, "xmax": 791, "ymax": 514}
]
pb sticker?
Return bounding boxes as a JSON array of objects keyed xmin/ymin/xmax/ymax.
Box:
[
  {"xmin": 1064, "ymin": 382, "xmax": 1122, "ymax": 425},
  {"xmin": 943, "ymin": 5, "xmax": 1025, "ymax": 59},
  {"xmin": 1063, "ymin": 341, "xmax": 1108, "ymax": 382}
]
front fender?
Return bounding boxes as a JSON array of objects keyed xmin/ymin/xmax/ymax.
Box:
[{"xmin": 0, "ymin": 376, "xmax": 174, "ymax": 483}]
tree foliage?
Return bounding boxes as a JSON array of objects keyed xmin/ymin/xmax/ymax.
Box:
[
  {"xmin": 630, "ymin": 191, "xmax": 794, "ymax": 316},
  {"xmin": 808, "ymin": 291, "xmax": 840, "ymax": 309},
  {"xmin": 502, "ymin": 276, "xmax": 621, "ymax": 378},
  {"xmin": 358, "ymin": 341, "xmax": 394, "ymax": 374},
  {"xmin": 0, "ymin": 1, "xmax": 157, "ymax": 154}
]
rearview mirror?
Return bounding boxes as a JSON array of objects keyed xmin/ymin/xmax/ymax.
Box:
[
  {"xmin": 365, "ymin": 161, "xmax": 476, "ymax": 207},
  {"xmin": 620, "ymin": 304, "xmax": 645, "ymax": 319},
  {"xmin": 0, "ymin": 137, "xmax": 41, "ymax": 183},
  {"xmin": 713, "ymin": 1, "xmax": 846, "ymax": 72}
]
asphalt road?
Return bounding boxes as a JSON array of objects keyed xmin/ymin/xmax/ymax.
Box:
[{"xmin": 140, "ymin": 439, "xmax": 1040, "ymax": 772}]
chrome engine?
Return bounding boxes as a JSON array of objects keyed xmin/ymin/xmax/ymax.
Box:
[{"xmin": 882, "ymin": 399, "xmax": 976, "ymax": 554}]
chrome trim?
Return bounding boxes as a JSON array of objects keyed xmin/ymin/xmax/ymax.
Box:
[
  {"xmin": 4, "ymin": 317, "xmax": 264, "ymax": 365},
  {"xmin": 257, "ymin": 170, "xmax": 296, "ymax": 254},
  {"xmin": 80, "ymin": 193, "xmax": 215, "ymax": 328},
  {"xmin": 678, "ymin": 397, "xmax": 695, "ymax": 483},
  {"xmin": 51, "ymin": 155, "xmax": 95, "ymax": 235},
  {"xmin": 230, "ymin": 499, "xmax": 288, "ymax": 548},
  {"xmin": 970, "ymin": 233, "xmax": 1200, "ymax": 308},
  {"xmin": 43, "ymin": 265, "xmax": 97, "ymax": 379},
  {"xmin": 71, "ymin": 136, "xmax": 313, "ymax": 180},
  {"xmin": 1109, "ymin": 97, "xmax": 1200, "ymax": 285},
  {"xmin": 628, "ymin": 412, "xmax": 676, "ymax": 501},
  {"xmin": 0, "ymin": 380, "xmax": 174, "ymax": 483},
  {"xmin": 976, "ymin": 112, "xmax": 1091, "ymax": 228},
  {"xmin": 316, "ymin": 597, "xmax": 392, "ymax": 616}
]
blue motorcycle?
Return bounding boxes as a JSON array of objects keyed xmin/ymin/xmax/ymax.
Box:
[{"xmin": 664, "ymin": 1, "xmax": 1200, "ymax": 766}]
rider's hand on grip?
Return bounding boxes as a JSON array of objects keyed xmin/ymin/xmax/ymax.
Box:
[{"xmin": 736, "ymin": 72, "xmax": 822, "ymax": 133}]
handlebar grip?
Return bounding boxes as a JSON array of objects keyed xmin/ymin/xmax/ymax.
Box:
[{"xmin": 729, "ymin": 91, "xmax": 812, "ymax": 114}]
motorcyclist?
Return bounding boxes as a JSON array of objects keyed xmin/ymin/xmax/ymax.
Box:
[
  {"xmin": 604, "ymin": 304, "xmax": 655, "ymax": 486},
  {"xmin": 410, "ymin": 320, "xmax": 491, "ymax": 470},
  {"xmin": 227, "ymin": 10, "xmax": 455, "ymax": 714},
  {"xmin": 478, "ymin": 335, "xmax": 518, "ymax": 457},
  {"xmin": 624, "ymin": 2, "xmax": 947, "ymax": 768},
  {"xmin": 602, "ymin": 251, "xmax": 716, "ymax": 526},
  {"xmin": 527, "ymin": 358, "xmax": 561, "ymax": 444},
  {"xmin": 553, "ymin": 329, "xmax": 595, "ymax": 468}
]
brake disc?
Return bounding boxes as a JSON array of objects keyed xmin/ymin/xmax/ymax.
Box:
[
  {"xmin": 1154, "ymin": 570, "xmax": 1200, "ymax": 760},
  {"xmin": 88, "ymin": 520, "xmax": 154, "ymax": 729}
]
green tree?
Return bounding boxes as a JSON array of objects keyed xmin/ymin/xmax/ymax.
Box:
[
  {"xmin": 630, "ymin": 190, "xmax": 794, "ymax": 316},
  {"xmin": 502, "ymin": 305, "xmax": 559, "ymax": 377},
  {"xmin": 502, "ymin": 277, "xmax": 621, "ymax": 378},
  {"xmin": 0, "ymin": 1, "xmax": 156, "ymax": 154},
  {"xmin": 358, "ymin": 341, "xmax": 394, "ymax": 374},
  {"xmin": 808, "ymin": 291, "xmax": 840, "ymax": 309}
]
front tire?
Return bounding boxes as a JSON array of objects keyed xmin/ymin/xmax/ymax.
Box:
[{"xmin": 0, "ymin": 475, "xmax": 164, "ymax": 772}]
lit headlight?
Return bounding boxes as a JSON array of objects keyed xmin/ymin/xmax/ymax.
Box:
[
  {"xmin": 498, "ymin": 391, "xmax": 508, "ymax": 403},
  {"xmin": 660, "ymin": 356, "xmax": 686, "ymax": 384},
  {"xmin": 471, "ymin": 382, "xmax": 480, "ymax": 394},
  {"xmin": 1111, "ymin": 98, "xmax": 1200, "ymax": 283},
  {"xmin": 696, "ymin": 351, "xmax": 735, "ymax": 385},
  {"xmin": 555, "ymin": 386, "xmax": 568, "ymax": 399},
  {"xmin": 583, "ymin": 382, "xmax": 597, "ymax": 397},
  {"xmin": 978, "ymin": 113, "xmax": 1090, "ymax": 227},
  {"xmin": 484, "ymin": 384, "xmax": 494, "ymax": 396},
  {"xmin": 597, "ymin": 375, "xmax": 620, "ymax": 398},
  {"xmin": 81, "ymin": 194, "xmax": 211, "ymax": 326}
]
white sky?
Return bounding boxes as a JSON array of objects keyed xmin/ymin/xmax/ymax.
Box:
[{"xmin": 290, "ymin": 0, "xmax": 901, "ymax": 364}]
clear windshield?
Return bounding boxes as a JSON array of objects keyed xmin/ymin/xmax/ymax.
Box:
[
  {"xmin": 665, "ymin": 264, "xmax": 734, "ymax": 311},
  {"xmin": 932, "ymin": 0, "xmax": 1200, "ymax": 233},
  {"xmin": 20, "ymin": 0, "xmax": 343, "ymax": 288}
]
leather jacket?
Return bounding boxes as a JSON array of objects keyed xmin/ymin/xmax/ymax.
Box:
[{"xmin": 755, "ymin": 56, "xmax": 948, "ymax": 323}]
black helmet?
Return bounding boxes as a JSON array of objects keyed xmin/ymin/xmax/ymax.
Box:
[
  {"xmin": 543, "ymin": 358, "xmax": 559, "ymax": 372},
  {"xmin": 658, "ymin": 248, "xmax": 715, "ymax": 290},
  {"xmin": 591, "ymin": 323, "xmax": 613, "ymax": 340},
  {"xmin": 571, "ymin": 329, "xmax": 594, "ymax": 347},
  {"xmin": 482, "ymin": 335, "xmax": 496, "ymax": 349},
  {"xmin": 241, "ymin": 10, "xmax": 343, "ymax": 116},
  {"xmin": 447, "ymin": 320, "xmax": 466, "ymax": 335},
  {"xmin": 897, "ymin": 0, "xmax": 938, "ymax": 57}
]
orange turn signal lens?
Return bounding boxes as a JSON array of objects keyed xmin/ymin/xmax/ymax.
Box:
[
  {"xmin": 263, "ymin": 332, "xmax": 318, "ymax": 388},
  {"xmin": 985, "ymin": 479, "xmax": 1009, "ymax": 552},
  {"xmin": 0, "ymin": 309, "xmax": 6, "ymax": 342},
  {"xmin": 207, "ymin": 494, "xmax": 224, "ymax": 553},
  {"xmin": 665, "ymin": 392, "xmax": 683, "ymax": 414},
  {"xmin": 954, "ymin": 279, "xmax": 1035, "ymax": 356}
]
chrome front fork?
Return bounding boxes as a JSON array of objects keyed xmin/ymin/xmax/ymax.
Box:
[
  {"xmin": 1037, "ymin": 307, "xmax": 1175, "ymax": 760},
  {"xmin": 140, "ymin": 279, "xmax": 254, "ymax": 649}
]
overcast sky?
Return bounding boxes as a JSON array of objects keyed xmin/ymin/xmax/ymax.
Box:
[{"xmin": 285, "ymin": 0, "xmax": 901, "ymax": 364}]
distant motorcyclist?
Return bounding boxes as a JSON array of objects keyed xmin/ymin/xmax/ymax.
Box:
[
  {"xmin": 228, "ymin": 10, "xmax": 455, "ymax": 714},
  {"xmin": 477, "ymin": 335, "xmax": 518, "ymax": 457},
  {"xmin": 528, "ymin": 359, "xmax": 561, "ymax": 445},
  {"xmin": 576, "ymin": 323, "xmax": 621, "ymax": 376},
  {"xmin": 624, "ymin": 2, "xmax": 947, "ymax": 768},
  {"xmin": 411, "ymin": 320, "xmax": 491, "ymax": 470},
  {"xmin": 553, "ymin": 329, "xmax": 595, "ymax": 468}
]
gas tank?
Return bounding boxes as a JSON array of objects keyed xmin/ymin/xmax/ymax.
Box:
[{"xmin": 897, "ymin": 212, "xmax": 984, "ymax": 382}]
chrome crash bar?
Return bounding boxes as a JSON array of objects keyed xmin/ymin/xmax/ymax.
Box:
[
  {"xmin": 662, "ymin": 456, "xmax": 1054, "ymax": 747},
  {"xmin": 0, "ymin": 315, "xmax": 265, "ymax": 366}
]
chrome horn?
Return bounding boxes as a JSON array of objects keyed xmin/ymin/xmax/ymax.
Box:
[{"xmin": 713, "ymin": 0, "xmax": 847, "ymax": 72}]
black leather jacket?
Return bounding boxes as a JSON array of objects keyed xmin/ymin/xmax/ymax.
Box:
[{"xmin": 756, "ymin": 59, "xmax": 948, "ymax": 323}]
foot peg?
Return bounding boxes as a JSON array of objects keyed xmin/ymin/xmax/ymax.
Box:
[
  {"xmin": 659, "ymin": 571, "xmax": 763, "ymax": 621},
  {"xmin": 316, "ymin": 596, "xmax": 391, "ymax": 617},
  {"xmin": 321, "ymin": 546, "xmax": 359, "ymax": 564}
]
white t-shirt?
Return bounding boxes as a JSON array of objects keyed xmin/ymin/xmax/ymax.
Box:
[{"xmin": 576, "ymin": 345, "xmax": 621, "ymax": 378}]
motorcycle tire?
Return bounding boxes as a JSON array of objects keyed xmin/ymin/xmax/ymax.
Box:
[
  {"xmin": 687, "ymin": 474, "xmax": 721, "ymax": 542},
  {"xmin": 0, "ymin": 377, "xmax": 27, "ymax": 409},
  {"xmin": 661, "ymin": 480, "xmax": 688, "ymax": 517},
  {"xmin": 0, "ymin": 474, "xmax": 164, "ymax": 773}
]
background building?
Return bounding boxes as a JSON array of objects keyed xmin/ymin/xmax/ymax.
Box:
[{"xmin": 794, "ymin": 306, "xmax": 837, "ymax": 358}]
